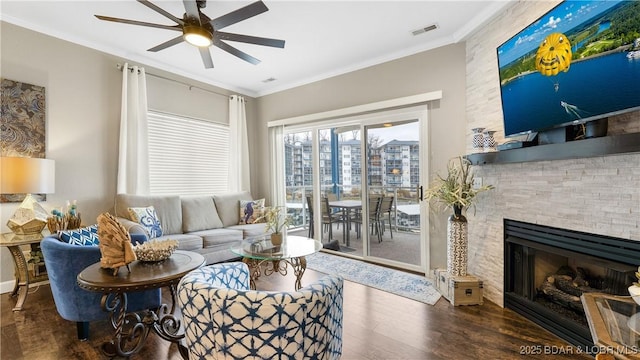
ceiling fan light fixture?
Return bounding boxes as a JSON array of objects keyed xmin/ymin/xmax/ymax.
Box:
[{"xmin": 183, "ymin": 26, "xmax": 213, "ymax": 47}]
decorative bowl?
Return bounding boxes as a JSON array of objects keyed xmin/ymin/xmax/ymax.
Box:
[{"xmin": 133, "ymin": 239, "xmax": 178, "ymax": 262}]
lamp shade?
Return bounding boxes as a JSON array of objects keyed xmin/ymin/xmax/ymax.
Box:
[{"xmin": 1, "ymin": 157, "xmax": 55, "ymax": 194}]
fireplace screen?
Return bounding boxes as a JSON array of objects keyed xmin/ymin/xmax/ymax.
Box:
[{"xmin": 504, "ymin": 219, "xmax": 640, "ymax": 348}]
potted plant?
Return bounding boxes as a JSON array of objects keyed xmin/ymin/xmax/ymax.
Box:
[
  {"xmin": 629, "ymin": 266, "xmax": 640, "ymax": 305},
  {"xmin": 424, "ymin": 156, "xmax": 493, "ymax": 276},
  {"xmin": 424, "ymin": 156, "xmax": 493, "ymax": 214},
  {"xmin": 260, "ymin": 206, "xmax": 293, "ymax": 245}
]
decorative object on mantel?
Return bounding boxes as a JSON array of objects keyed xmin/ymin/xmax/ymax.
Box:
[
  {"xmin": 47, "ymin": 200, "xmax": 82, "ymax": 232},
  {"xmin": 482, "ymin": 130, "xmax": 497, "ymax": 152},
  {"xmin": 133, "ymin": 239, "xmax": 178, "ymax": 262},
  {"xmin": 629, "ymin": 266, "xmax": 640, "ymax": 306},
  {"xmin": 471, "ymin": 127, "xmax": 485, "ymax": 153},
  {"xmin": 97, "ymin": 212, "xmax": 136, "ymax": 276},
  {"xmin": 424, "ymin": 156, "xmax": 493, "ymax": 276},
  {"xmin": 259, "ymin": 206, "xmax": 293, "ymax": 246}
]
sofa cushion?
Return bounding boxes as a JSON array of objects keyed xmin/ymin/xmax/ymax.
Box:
[
  {"xmin": 115, "ymin": 194, "xmax": 183, "ymax": 235},
  {"xmin": 226, "ymin": 223, "xmax": 269, "ymax": 239},
  {"xmin": 154, "ymin": 233, "xmax": 204, "ymax": 252},
  {"xmin": 212, "ymin": 191, "xmax": 253, "ymax": 227},
  {"xmin": 182, "ymin": 196, "xmax": 224, "ymax": 233},
  {"xmin": 58, "ymin": 225, "xmax": 100, "ymax": 246},
  {"xmin": 128, "ymin": 206, "xmax": 163, "ymax": 239},
  {"xmin": 187, "ymin": 228, "xmax": 243, "ymax": 248},
  {"xmin": 239, "ymin": 199, "xmax": 265, "ymax": 225}
]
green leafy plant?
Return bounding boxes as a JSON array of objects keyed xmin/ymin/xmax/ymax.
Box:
[
  {"xmin": 424, "ymin": 156, "xmax": 494, "ymax": 213},
  {"xmin": 259, "ymin": 206, "xmax": 293, "ymax": 234}
]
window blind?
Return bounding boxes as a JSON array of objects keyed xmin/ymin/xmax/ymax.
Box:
[{"xmin": 147, "ymin": 111, "xmax": 229, "ymax": 195}]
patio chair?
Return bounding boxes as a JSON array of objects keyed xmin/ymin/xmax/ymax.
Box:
[
  {"xmin": 353, "ymin": 195, "xmax": 382, "ymax": 243},
  {"xmin": 306, "ymin": 195, "xmax": 343, "ymax": 240},
  {"xmin": 379, "ymin": 196, "xmax": 395, "ymax": 239}
]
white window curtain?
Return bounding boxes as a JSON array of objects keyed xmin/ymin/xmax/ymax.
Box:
[
  {"xmin": 269, "ymin": 125, "xmax": 286, "ymax": 207},
  {"xmin": 228, "ymin": 95, "xmax": 250, "ymax": 192},
  {"xmin": 117, "ymin": 63, "xmax": 150, "ymax": 195}
]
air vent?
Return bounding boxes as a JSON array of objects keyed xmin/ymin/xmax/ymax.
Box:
[
  {"xmin": 262, "ymin": 77, "xmax": 277, "ymax": 83},
  {"xmin": 412, "ymin": 24, "xmax": 438, "ymax": 36}
]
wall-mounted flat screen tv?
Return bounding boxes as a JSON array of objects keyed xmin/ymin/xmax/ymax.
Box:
[{"xmin": 497, "ymin": 0, "xmax": 640, "ymax": 138}]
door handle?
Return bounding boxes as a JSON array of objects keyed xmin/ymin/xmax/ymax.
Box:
[{"xmin": 418, "ymin": 185, "xmax": 424, "ymax": 202}]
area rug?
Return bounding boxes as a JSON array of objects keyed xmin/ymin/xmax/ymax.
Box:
[{"xmin": 305, "ymin": 252, "xmax": 441, "ymax": 305}]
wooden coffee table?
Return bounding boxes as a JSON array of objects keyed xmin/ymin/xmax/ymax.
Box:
[
  {"xmin": 77, "ymin": 250, "xmax": 204, "ymax": 359},
  {"xmin": 230, "ymin": 235, "xmax": 322, "ymax": 290}
]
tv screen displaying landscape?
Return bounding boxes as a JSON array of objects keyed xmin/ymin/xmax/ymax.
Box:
[{"xmin": 497, "ymin": 0, "xmax": 640, "ymax": 137}]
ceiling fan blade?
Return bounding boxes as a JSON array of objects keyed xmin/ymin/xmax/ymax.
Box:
[
  {"xmin": 137, "ymin": 0, "xmax": 184, "ymax": 25},
  {"xmin": 213, "ymin": 39, "xmax": 260, "ymax": 65},
  {"xmin": 148, "ymin": 36, "xmax": 185, "ymax": 52},
  {"xmin": 95, "ymin": 15, "xmax": 182, "ymax": 31},
  {"xmin": 183, "ymin": 0, "xmax": 202, "ymax": 25},
  {"xmin": 199, "ymin": 47, "xmax": 214, "ymax": 69},
  {"xmin": 211, "ymin": 1, "xmax": 268, "ymax": 30},
  {"xmin": 216, "ymin": 32, "xmax": 285, "ymax": 48}
]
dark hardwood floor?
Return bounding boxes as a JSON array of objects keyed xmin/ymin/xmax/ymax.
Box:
[{"xmin": 1, "ymin": 263, "xmax": 591, "ymax": 360}]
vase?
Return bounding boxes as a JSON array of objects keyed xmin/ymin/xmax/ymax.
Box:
[
  {"xmin": 471, "ymin": 127, "xmax": 485, "ymax": 153},
  {"xmin": 447, "ymin": 205, "xmax": 468, "ymax": 276},
  {"xmin": 271, "ymin": 232, "xmax": 283, "ymax": 246},
  {"xmin": 483, "ymin": 130, "xmax": 497, "ymax": 152}
]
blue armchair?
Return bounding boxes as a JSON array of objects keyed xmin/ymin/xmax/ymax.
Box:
[
  {"xmin": 177, "ymin": 262, "xmax": 344, "ymax": 360},
  {"xmin": 40, "ymin": 234, "xmax": 161, "ymax": 340}
]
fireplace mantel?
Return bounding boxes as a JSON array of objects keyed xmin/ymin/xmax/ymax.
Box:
[{"xmin": 466, "ymin": 132, "xmax": 640, "ymax": 165}]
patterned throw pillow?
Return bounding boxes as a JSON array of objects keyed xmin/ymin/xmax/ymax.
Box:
[
  {"xmin": 58, "ymin": 224, "xmax": 100, "ymax": 246},
  {"xmin": 128, "ymin": 206, "xmax": 163, "ymax": 239},
  {"xmin": 239, "ymin": 199, "xmax": 265, "ymax": 225}
]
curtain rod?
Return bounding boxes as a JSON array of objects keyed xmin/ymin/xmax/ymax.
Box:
[{"xmin": 116, "ymin": 63, "xmax": 233, "ymax": 99}]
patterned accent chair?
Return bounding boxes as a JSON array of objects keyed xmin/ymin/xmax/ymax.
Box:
[{"xmin": 177, "ymin": 262, "xmax": 344, "ymax": 360}]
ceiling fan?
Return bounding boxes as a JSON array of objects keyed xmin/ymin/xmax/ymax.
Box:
[{"xmin": 95, "ymin": 0, "xmax": 285, "ymax": 69}]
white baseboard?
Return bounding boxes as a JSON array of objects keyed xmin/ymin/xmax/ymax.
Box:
[{"xmin": 1, "ymin": 280, "xmax": 16, "ymax": 294}]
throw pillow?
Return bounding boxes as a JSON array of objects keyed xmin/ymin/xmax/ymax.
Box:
[
  {"xmin": 239, "ymin": 199, "xmax": 265, "ymax": 225},
  {"xmin": 58, "ymin": 224, "xmax": 100, "ymax": 246},
  {"xmin": 128, "ymin": 206, "xmax": 163, "ymax": 239}
]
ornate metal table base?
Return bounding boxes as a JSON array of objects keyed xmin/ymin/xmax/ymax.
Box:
[
  {"xmin": 243, "ymin": 256, "xmax": 307, "ymax": 290},
  {"xmin": 100, "ymin": 285, "xmax": 188, "ymax": 359},
  {"xmin": 78, "ymin": 251, "xmax": 204, "ymax": 360},
  {"xmin": 6, "ymin": 243, "xmax": 48, "ymax": 311}
]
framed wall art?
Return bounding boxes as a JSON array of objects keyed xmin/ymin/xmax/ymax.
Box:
[{"xmin": 1, "ymin": 78, "xmax": 47, "ymax": 203}]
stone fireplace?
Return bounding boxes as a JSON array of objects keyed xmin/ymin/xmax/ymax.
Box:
[
  {"xmin": 463, "ymin": 0, "xmax": 640, "ymax": 317},
  {"xmin": 503, "ymin": 219, "xmax": 640, "ymax": 347},
  {"xmin": 466, "ymin": 147, "xmax": 640, "ymax": 308}
]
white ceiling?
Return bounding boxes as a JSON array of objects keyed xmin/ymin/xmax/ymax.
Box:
[{"xmin": 1, "ymin": 0, "xmax": 511, "ymax": 97}]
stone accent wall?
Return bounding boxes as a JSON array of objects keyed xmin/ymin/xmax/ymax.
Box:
[{"xmin": 465, "ymin": 0, "xmax": 640, "ymax": 306}]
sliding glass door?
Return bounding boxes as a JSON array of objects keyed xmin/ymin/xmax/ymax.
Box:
[
  {"xmin": 364, "ymin": 120, "xmax": 423, "ymax": 269},
  {"xmin": 280, "ymin": 107, "xmax": 429, "ymax": 273}
]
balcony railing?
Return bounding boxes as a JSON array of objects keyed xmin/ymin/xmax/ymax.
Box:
[{"xmin": 285, "ymin": 184, "xmax": 421, "ymax": 232}]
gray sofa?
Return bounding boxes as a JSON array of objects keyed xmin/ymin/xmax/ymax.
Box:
[{"xmin": 114, "ymin": 191, "xmax": 269, "ymax": 264}]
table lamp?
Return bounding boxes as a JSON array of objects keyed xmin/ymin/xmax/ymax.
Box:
[{"xmin": 1, "ymin": 157, "xmax": 55, "ymax": 235}]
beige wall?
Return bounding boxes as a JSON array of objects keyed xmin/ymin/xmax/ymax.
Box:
[
  {"xmin": 254, "ymin": 43, "xmax": 469, "ymax": 269},
  {"xmin": 0, "ymin": 22, "xmax": 244, "ymax": 285}
]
